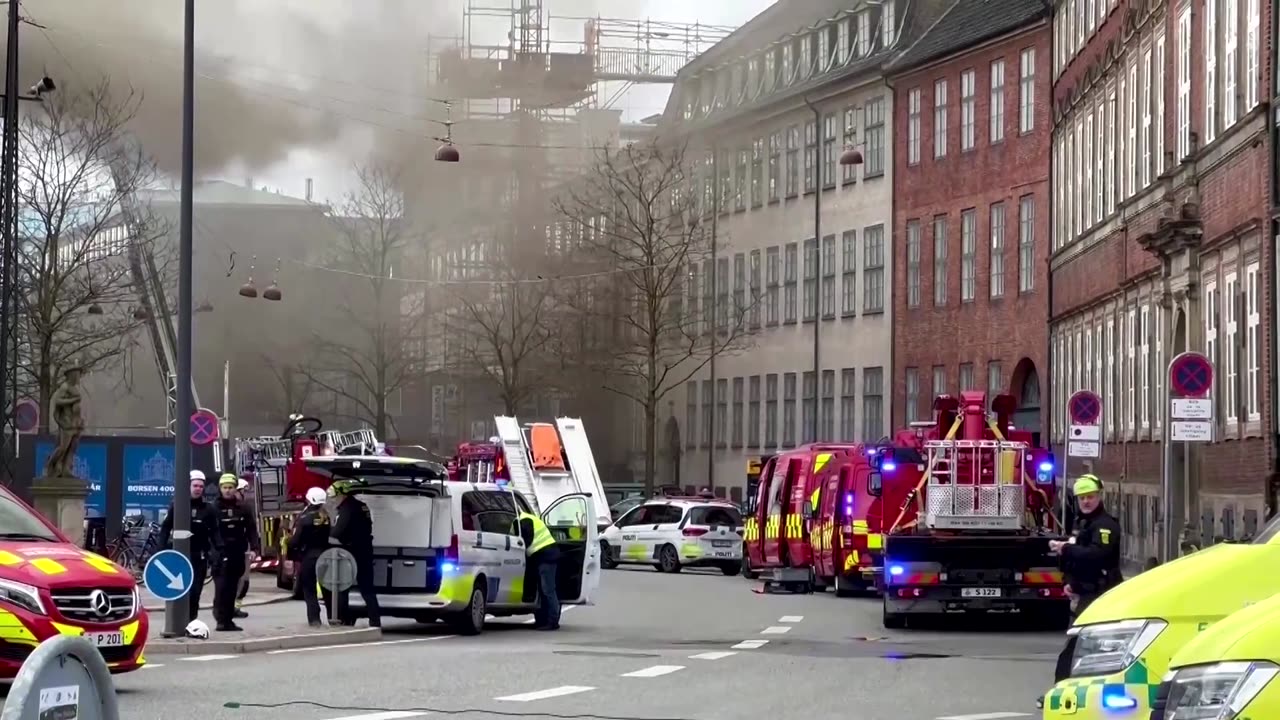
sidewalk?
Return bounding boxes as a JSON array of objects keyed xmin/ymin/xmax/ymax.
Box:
[
  {"xmin": 141, "ymin": 586, "xmax": 293, "ymax": 612},
  {"xmin": 144, "ymin": 598, "xmax": 381, "ymax": 654}
]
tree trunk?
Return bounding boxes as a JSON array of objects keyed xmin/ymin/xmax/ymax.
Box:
[{"xmin": 643, "ymin": 398, "xmax": 657, "ymax": 496}]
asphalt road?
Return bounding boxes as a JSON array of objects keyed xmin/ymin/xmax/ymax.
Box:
[{"xmin": 5, "ymin": 566, "xmax": 1065, "ymax": 720}]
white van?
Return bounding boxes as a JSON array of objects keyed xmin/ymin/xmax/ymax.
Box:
[{"xmin": 304, "ymin": 455, "xmax": 598, "ymax": 635}]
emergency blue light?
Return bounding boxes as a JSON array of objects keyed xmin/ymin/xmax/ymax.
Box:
[
  {"xmin": 1100, "ymin": 688, "xmax": 1137, "ymax": 710},
  {"xmin": 882, "ymin": 461, "xmax": 897, "ymax": 472},
  {"xmin": 866, "ymin": 447, "xmax": 879, "ymax": 456},
  {"xmin": 1038, "ymin": 461, "xmax": 1053, "ymax": 473},
  {"xmin": 440, "ymin": 562, "xmax": 458, "ymax": 573},
  {"xmin": 845, "ymin": 492, "xmax": 854, "ymax": 504},
  {"xmin": 888, "ymin": 564, "xmax": 905, "ymax": 577}
]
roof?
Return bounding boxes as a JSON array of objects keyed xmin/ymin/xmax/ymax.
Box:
[
  {"xmin": 682, "ymin": 0, "xmax": 855, "ymax": 75},
  {"xmin": 138, "ymin": 180, "xmax": 315, "ymax": 209},
  {"xmin": 887, "ymin": 0, "xmax": 1050, "ymax": 74}
]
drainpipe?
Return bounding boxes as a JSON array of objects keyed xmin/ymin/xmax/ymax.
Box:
[
  {"xmin": 707, "ymin": 146, "xmax": 720, "ymax": 490},
  {"xmin": 1269, "ymin": 4, "xmax": 1280, "ymax": 519}
]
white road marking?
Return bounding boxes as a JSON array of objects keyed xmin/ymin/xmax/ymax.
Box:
[
  {"xmin": 936, "ymin": 713, "xmax": 1032, "ymax": 720},
  {"xmin": 180, "ymin": 654, "xmax": 238, "ymax": 662},
  {"xmin": 621, "ymin": 665, "xmax": 685, "ymax": 678},
  {"xmin": 496, "ymin": 686, "xmax": 596, "ymax": 702},
  {"xmin": 779, "ymin": 615, "xmax": 804, "ymax": 622},
  {"xmin": 521, "ymin": 603, "xmax": 578, "ymax": 624},
  {"xmin": 140, "ymin": 664, "xmax": 164, "ymax": 669},
  {"xmin": 268, "ymin": 635, "xmax": 457, "ymax": 654},
  {"xmin": 732, "ymin": 639, "xmax": 769, "ymax": 649},
  {"xmin": 689, "ymin": 651, "xmax": 737, "ymax": 660},
  {"xmin": 760, "ymin": 625, "xmax": 791, "ymax": 635},
  {"xmin": 322, "ymin": 712, "xmax": 428, "ymax": 720}
]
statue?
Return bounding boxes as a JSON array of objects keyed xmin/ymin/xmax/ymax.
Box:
[{"xmin": 43, "ymin": 367, "xmax": 85, "ymax": 479}]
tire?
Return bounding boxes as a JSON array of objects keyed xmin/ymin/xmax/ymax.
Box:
[
  {"xmin": 834, "ymin": 574, "xmax": 859, "ymax": 598},
  {"xmin": 658, "ymin": 544, "xmax": 682, "ymax": 573},
  {"xmin": 447, "ymin": 581, "xmax": 487, "ymax": 636},
  {"xmin": 601, "ymin": 541, "xmax": 618, "ymax": 570},
  {"xmin": 882, "ymin": 599, "xmax": 906, "ymax": 629},
  {"xmin": 720, "ymin": 562, "xmax": 741, "ymax": 577},
  {"xmin": 741, "ymin": 552, "xmax": 758, "ymax": 580}
]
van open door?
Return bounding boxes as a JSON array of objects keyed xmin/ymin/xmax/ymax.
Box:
[{"xmin": 541, "ymin": 492, "xmax": 599, "ymax": 604}]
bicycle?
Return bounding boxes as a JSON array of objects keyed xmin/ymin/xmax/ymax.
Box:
[{"xmin": 106, "ymin": 517, "xmax": 216, "ymax": 586}]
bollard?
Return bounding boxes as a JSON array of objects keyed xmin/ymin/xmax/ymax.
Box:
[{"xmin": 0, "ymin": 635, "xmax": 120, "ymax": 720}]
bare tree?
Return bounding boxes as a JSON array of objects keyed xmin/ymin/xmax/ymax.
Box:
[
  {"xmin": 298, "ymin": 163, "xmax": 421, "ymax": 439},
  {"xmin": 262, "ymin": 354, "xmax": 317, "ymax": 419},
  {"xmin": 12, "ymin": 79, "xmax": 169, "ymax": 431},
  {"xmin": 553, "ymin": 138, "xmax": 753, "ymax": 492}
]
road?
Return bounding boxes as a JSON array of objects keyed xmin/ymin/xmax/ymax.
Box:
[{"xmin": 7, "ymin": 567, "xmax": 1063, "ymax": 720}]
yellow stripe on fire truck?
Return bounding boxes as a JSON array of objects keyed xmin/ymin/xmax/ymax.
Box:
[{"xmin": 785, "ymin": 515, "xmax": 803, "ymax": 539}]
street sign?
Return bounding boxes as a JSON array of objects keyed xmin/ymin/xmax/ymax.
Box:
[
  {"xmin": 316, "ymin": 548, "xmax": 357, "ymax": 592},
  {"xmin": 143, "ymin": 550, "xmax": 194, "ymax": 602},
  {"xmin": 1066, "ymin": 390, "xmax": 1102, "ymax": 458},
  {"xmin": 0, "ymin": 635, "xmax": 119, "ymax": 720},
  {"xmin": 13, "ymin": 400, "xmax": 38, "ymax": 434},
  {"xmin": 1169, "ymin": 352, "xmax": 1214, "ymax": 398},
  {"xmin": 189, "ymin": 409, "xmax": 219, "ymax": 446},
  {"xmin": 1167, "ymin": 352, "xmax": 1214, "ymax": 443}
]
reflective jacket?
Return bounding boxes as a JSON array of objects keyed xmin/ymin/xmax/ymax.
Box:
[{"xmin": 516, "ymin": 512, "xmax": 556, "ymax": 556}]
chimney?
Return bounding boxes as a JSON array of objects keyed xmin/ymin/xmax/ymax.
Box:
[
  {"xmin": 305, "ymin": 178, "xmax": 314, "ymax": 202},
  {"xmin": 245, "ymin": 176, "xmax": 254, "ymax": 188}
]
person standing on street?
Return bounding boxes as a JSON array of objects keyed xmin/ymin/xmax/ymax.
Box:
[
  {"xmin": 1037, "ymin": 473, "xmax": 1124, "ymax": 709},
  {"xmin": 290, "ymin": 487, "xmax": 334, "ymax": 626},
  {"xmin": 158, "ymin": 470, "xmax": 218, "ymax": 619},
  {"xmin": 233, "ymin": 478, "xmax": 259, "ymax": 620},
  {"xmin": 328, "ymin": 481, "xmax": 381, "ymax": 628},
  {"xmin": 516, "ymin": 509, "xmax": 561, "ymax": 631},
  {"xmin": 211, "ymin": 473, "xmax": 254, "ymax": 632}
]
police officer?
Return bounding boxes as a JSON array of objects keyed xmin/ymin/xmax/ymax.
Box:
[
  {"xmin": 158, "ymin": 470, "xmax": 218, "ymax": 619},
  {"xmin": 211, "ymin": 473, "xmax": 254, "ymax": 632},
  {"xmin": 1037, "ymin": 473, "xmax": 1124, "ymax": 709},
  {"xmin": 516, "ymin": 509, "xmax": 561, "ymax": 631},
  {"xmin": 329, "ymin": 482, "xmax": 381, "ymax": 628},
  {"xmin": 290, "ymin": 487, "xmax": 334, "ymax": 627}
]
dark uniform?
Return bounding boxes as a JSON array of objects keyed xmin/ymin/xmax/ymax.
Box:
[
  {"xmin": 234, "ymin": 501, "xmax": 260, "ymax": 619},
  {"xmin": 1052, "ymin": 476, "xmax": 1123, "ymax": 683},
  {"xmin": 331, "ymin": 493, "xmax": 381, "ymax": 627},
  {"xmin": 289, "ymin": 503, "xmax": 334, "ymax": 625},
  {"xmin": 157, "ymin": 496, "xmax": 219, "ymax": 619},
  {"xmin": 518, "ymin": 512, "xmax": 561, "ymax": 630},
  {"xmin": 211, "ymin": 490, "xmax": 255, "ymax": 631}
]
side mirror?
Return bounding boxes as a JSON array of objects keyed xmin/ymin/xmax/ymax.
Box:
[
  {"xmin": 868, "ymin": 472, "xmax": 883, "ymax": 496},
  {"xmin": 801, "ymin": 502, "xmax": 814, "ymax": 519}
]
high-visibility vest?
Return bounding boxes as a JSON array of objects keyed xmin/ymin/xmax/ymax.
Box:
[{"xmin": 517, "ymin": 512, "xmax": 556, "ymax": 556}]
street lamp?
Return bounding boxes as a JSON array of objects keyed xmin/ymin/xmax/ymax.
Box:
[
  {"xmin": 433, "ymin": 99, "xmax": 459, "ymax": 163},
  {"xmin": 237, "ymin": 257, "xmax": 282, "ymax": 301}
]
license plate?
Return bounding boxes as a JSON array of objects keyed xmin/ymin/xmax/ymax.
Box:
[
  {"xmin": 712, "ymin": 551, "xmax": 734, "ymax": 558},
  {"xmin": 711, "ymin": 540, "xmax": 733, "ymax": 548},
  {"xmin": 960, "ymin": 587, "xmax": 1002, "ymax": 598},
  {"xmin": 88, "ymin": 631, "xmax": 125, "ymax": 647}
]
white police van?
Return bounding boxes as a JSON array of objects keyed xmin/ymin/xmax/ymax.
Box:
[{"xmin": 600, "ymin": 496, "xmax": 743, "ymax": 575}]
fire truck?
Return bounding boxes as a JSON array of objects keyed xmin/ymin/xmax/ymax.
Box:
[{"xmin": 877, "ymin": 391, "xmax": 1069, "ymax": 628}]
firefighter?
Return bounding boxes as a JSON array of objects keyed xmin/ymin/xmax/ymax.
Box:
[
  {"xmin": 290, "ymin": 487, "xmax": 334, "ymax": 627},
  {"xmin": 211, "ymin": 473, "xmax": 254, "ymax": 632},
  {"xmin": 516, "ymin": 509, "xmax": 561, "ymax": 631},
  {"xmin": 158, "ymin": 470, "xmax": 218, "ymax": 620},
  {"xmin": 233, "ymin": 478, "xmax": 259, "ymax": 620},
  {"xmin": 328, "ymin": 481, "xmax": 382, "ymax": 628},
  {"xmin": 1037, "ymin": 473, "xmax": 1124, "ymax": 709}
]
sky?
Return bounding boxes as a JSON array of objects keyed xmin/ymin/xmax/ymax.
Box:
[{"xmin": 14, "ymin": 0, "xmax": 777, "ymax": 203}]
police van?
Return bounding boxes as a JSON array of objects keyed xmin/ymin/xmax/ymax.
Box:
[
  {"xmin": 304, "ymin": 455, "xmax": 598, "ymax": 635},
  {"xmin": 600, "ymin": 496, "xmax": 743, "ymax": 575}
]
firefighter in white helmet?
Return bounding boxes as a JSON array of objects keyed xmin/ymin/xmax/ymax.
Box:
[{"xmin": 290, "ymin": 487, "xmax": 334, "ymax": 626}]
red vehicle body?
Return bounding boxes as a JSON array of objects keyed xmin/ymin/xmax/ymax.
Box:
[{"xmin": 0, "ymin": 485, "xmax": 149, "ymax": 678}]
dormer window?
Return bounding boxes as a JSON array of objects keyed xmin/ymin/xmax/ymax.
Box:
[
  {"xmin": 764, "ymin": 49, "xmax": 776, "ymax": 92},
  {"xmin": 881, "ymin": 0, "xmax": 897, "ymax": 47},
  {"xmin": 731, "ymin": 63, "xmax": 744, "ymax": 103},
  {"xmin": 818, "ymin": 27, "xmax": 829, "ymax": 70},
  {"xmin": 781, "ymin": 43, "xmax": 792, "ymax": 85},
  {"xmin": 798, "ymin": 35, "xmax": 810, "ymax": 80},
  {"xmin": 747, "ymin": 57, "xmax": 760, "ymax": 98},
  {"xmin": 838, "ymin": 18, "xmax": 850, "ymax": 62},
  {"xmin": 857, "ymin": 12, "xmax": 871, "ymax": 57}
]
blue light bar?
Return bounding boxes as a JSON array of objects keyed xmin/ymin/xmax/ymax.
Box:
[
  {"xmin": 845, "ymin": 492, "xmax": 854, "ymax": 504},
  {"xmin": 1038, "ymin": 461, "xmax": 1053, "ymax": 473},
  {"xmin": 883, "ymin": 461, "xmax": 897, "ymax": 472},
  {"xmin": 1100, "ymin": 688, "xmax": 1137, "ymax": 711},
  {"xmin": 888, "ymin": 564, "xmax": 905, "ymax": 577},
  {"xmin": 440, "ymin": 561, "xmax": 458, "ymax": 573}
]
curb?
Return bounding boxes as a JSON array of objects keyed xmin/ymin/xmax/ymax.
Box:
[
  {"xmin": 145, "ymin": 626, "xmax": 381, "ymax": 654},
  {"xmin": 143, "ymin": 593, "xmax": 294, "ymax": 613}
]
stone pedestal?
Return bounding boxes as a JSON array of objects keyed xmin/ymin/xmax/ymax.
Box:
[{"xmin": 30, "ymin": 477, "xmax": 90, "ymax": 543}]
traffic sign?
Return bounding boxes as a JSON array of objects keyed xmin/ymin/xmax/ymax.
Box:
[
  {"xmin": 143, "ymin": 550, "xmax": 194, "ymax": 602},
  {"xmin": 316, "ymin": 548, "xmax": 357, "ymax": 592},
  {"xmin": 1066, "ymin": 390, "xmax": 1102, "ymax": 459},
  {"xmin": 1169, "ymin": 352, "xmax": 1214, "ymax": 398},
  {"xmin": 1068, "ymin": 390, "xmax": 1101, "ymax": 424},
  {"xmin": 189, "ymin": 409, "xmax": 219, "ymax": 446},
  {"xmin": 13, "ymin": 399, "xmax": 38, "ymax": 433}
]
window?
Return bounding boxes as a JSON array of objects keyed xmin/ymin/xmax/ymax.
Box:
[
  {"xmin": 933, "ymin": 215, "xmax": 948, "ymax": 305},
  {"xmin": 820, "ymin": 370, "xmax": 835, "ymax": 441},
  {"xmin": 751, "ymin": 138, "xmax": 764, "ymax": 206},
  {"xmin": 734, "ymin": 148, "xmax": 747, "ymax": 210},
  {"xmin": 857, "ymin": 11, "xmax": 870, "ymax": 56},
  {"xmin": 1154, "ymin": 36, "xmax": 1165, "ymax": 177},
  {"xmin": 784, "ymin": 243, "xmax": 798, "ymax": 322},
  {"xmin": 785, "ymin": 125, "xmax": 800, "ymax": 196},
  {"xmin": 685, "ymin": 382, "xmax": 697, "ymax": 448},
  {"xmin": 959, "ymin": 363, "xmax": 975, "ymax": 391},
  {"xmin": 701, "ymin": 380, "xmax": 713, "ymax": 447},
  {"xmin": 862, "ymin": 367, "xmax": 883, "ymax": 441},
  {"xmin": 906, "ymin": 220, "xmax": 921, "ymax": 307},
  {"xmin": 990, "ymin": 59, "xmax": 1006, "ymax": 143},
  {"xmin": 1019, "ymin": 48, "xmax": 1036, "ymax": 132},
  {"xmin": 686, "ymin": 264, "xmax": 701, "ymax": 329},
  {"xmin": 990, "ymin": 203, "xmax": 1006, "ymax": 298},
  {"xmin": 782, "ymin": 373, "xmax": 797, "ymax": 446},
  {"xmin": 719, "ymin": 150, "xmax": 732, "ymax": 211},
  {"xmin": 1106, "ymin": 89, "xmax": 1116, "ymax": 214},
  {"xmin": 934, "ymin": 79, "xmax": 948, "ymax": 157},
  {"xmin": 840, "ymin": 368, "xmax": 857, "ymax": 440},
  {"xmin": 717, "ymin": 257, "xmax": 730, "ymax": 331},
  {"xmin": 987, "ymin": 361, "xmax": 1002, "ymax": 396},
  {"xmin": 731, "ymin": 378, "xmax": 745, "ymax": 447},
  {"xmin": 1224, "ymin": 0, "xmax": 1237, "ymax": 126},
  {"xmin": 716, "ymin": 378, "xmax": 728, "ymax": 446},
  {"xmin": 749, "ymin": 249, "xmax": 762, "ymax": 328},
  {"xmin": 461, "ymin": 492, "xmax": 519, "ymax": 534},
  {"xmin": 733, "ymin": 253, "xmax": 746, "ymax": 326},
  {"xmin": 1225, "ymin": 271, "xmax": 1238, "ymax": 423},
  {"xmin": 1245, "ymin": 0, "xmax": 1259, "ymax": 108},
  {"xmin": 1125, "ymin": 310, "xmax": 1135, "ymax": 432},
  {"xmin": 932, "ymin": 365, "xmax": 946, "ymax": 402},
  {"xmin": 1205, "ymin": 0, "xmax": 1217, "ymax": 144},
  {"xmin": 747, "ymin": 376, "xmax": 761, "ymax": 447},
  {"xmin": 960, "ymin": 209, "xmax": 976, "ymax": 301},
  {"xmin": 960, "ymin": 69, "xmax": 977, "ymax": 150},
  {"xmin": 803, "ymin": 238, "xmax": 817, "ymax": 321},
  {"xmin": 1205, "ymin": 280, "xmax": 1219, "ymax": 414},
  {"xmin": 907, "ymin": 88, "xmax": 922, "ymax": 164},
  {"xmin": 1140, "ymin": 304, "xmax": 1150, "ymax": 428},
  {"xmin": 768, "ymin": 131, "xmax": 781, "ymax": 201},
  {"xmin": 1141, "ymin": 48, "xmax": 1152, "ymax": 188},
  {"xmin": 822, "ymin": 113, "xmax": 837, "ymax": 188},
  {"xmin": 1246, "ymin": 261, "xmax": 1260, "ymax": 421},
  {"xmin": 863, "ymin": 224, "xmax": 885, "ymax": 313},
  {"xmin": 881, "ymin": 0, "xmax": 896, "ymax": 47},
  {"xmin": 1083, "ymin": 110, "xmax": 1093, "ymax": 226},
  {"xmin": 837, "ymin": 18, "xmax": 850, "ymax": 62},
  {"xmin": 821, "ymin": 235, "xmax": 836, "ymax": 318},
  {"xmin": 841, "ymin": 230, "xmax": 857, "ymax": 315},
  {"xmin": 864, "ymin": 97, "xmax": 885, "ymax": 175},
  {"xmin": 842, "ymin": 108, "xmax": 857, "ymax": 182},
  {"xmin": 804, "ymin": 120, "xmax": 817, "ymax": 192},
  {"xmin": 1095, "ymin": 100, "xmax": 1105, "ymax": 221},
  {"xmin": 1177, "ymin": 9, "xmax": 1191, "ymax": 159},
  {"xmin": 1105, "ymin": 318, "xmax": 1114, "ymax": 440},
  {"xmin": 1151, "ymin": 311, "xmax": 1160, "ymax": 428},
  {"xmin": 1018, "ymin": 195, "xmax": 1035, "ymax": 292},
  {"xmin": 905, "ymin": 367, "xmax": 920, "ymax": 423},
  {"xmin": 766, "ymin": 247, "xmax": 780, "ymax": 325},
  {"xmin": 765, "ymin": 374, "xmax": 779, "ymax": 447}
]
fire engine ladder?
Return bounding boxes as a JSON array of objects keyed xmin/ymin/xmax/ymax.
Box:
[
  {"xmin": 242, "ymin": 436, "xmax": 293, "ymax": 463},
  {"xmin": 924, "ymin": 438, "xmax": 1027, "ymax": 531},
  {"xmin": 556, "ymin": 417, "xmax": 610, "ymax": 528},
  {"xmin": 495, "ymin": 415, "xmax": 540, "ymax": 512},
  {"xmin": 465, "ymin": 461, "xmax": 495, "ymax": 484},
  {"xmin": 320, "ymin": 429, "xmax": 378, "ymax": 454}
]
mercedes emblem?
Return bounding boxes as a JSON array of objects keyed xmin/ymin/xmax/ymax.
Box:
[{"xmin": 89, "ymin": 589, "xmax": 111, "ymax": 618}]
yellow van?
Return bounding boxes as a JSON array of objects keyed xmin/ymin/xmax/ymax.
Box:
[
  {"xmin": 1042, "ymin": 514, "xmax": 1280, "ymax": 718},
  {"xmin": 1147, "ymin": 590, "xmax": 1280, "ymax": 719}
]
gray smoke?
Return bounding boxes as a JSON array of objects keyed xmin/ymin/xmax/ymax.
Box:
[{"xmin": 7, "ymin": 0, "xmax": 457, "ymax": 176}]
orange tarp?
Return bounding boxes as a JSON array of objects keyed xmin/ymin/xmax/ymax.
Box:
[{"xmin": 529, "ymin": 424, "xmax": 566, "ymax": 471}]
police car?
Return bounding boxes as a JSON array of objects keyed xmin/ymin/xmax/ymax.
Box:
[{"xmin": 600, "ymin": 496, "xmax": 743, "ymax": 575}]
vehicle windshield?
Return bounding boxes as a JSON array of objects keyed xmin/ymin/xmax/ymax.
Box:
[
  {"xmin": 0, "ymin": 489, "xmax": 59, "ymax": 542},
  {"xmin": 1253, "ymin": 512, "xmax": 1280, "ymax": 544}
]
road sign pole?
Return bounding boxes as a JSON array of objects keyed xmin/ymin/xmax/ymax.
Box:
[
  {"xmin": 1060, "ymin": 396, "xmax": 1069, "ymax": 527},
  {"xmin": 1162, "ymin": 351, "xmax": 1215, "ymax": 564},
  {"xmin": 1161, "ymin": 359, "xmax": 1174, "ymax": 563}
]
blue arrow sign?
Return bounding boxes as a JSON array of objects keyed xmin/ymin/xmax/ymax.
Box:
[{"xmin": 143, "ymin": 550, "xmax": 194, "ymax": 602}]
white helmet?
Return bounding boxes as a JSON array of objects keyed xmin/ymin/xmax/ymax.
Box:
[
  {"xmin": 185, "ymin": 619, "xmax": 210, "ymax": 639},
  {"xmin": 237, "ymin": 479, "xmax": 250, "ymax": 491},
  {"xmin": 305, "ymin": 487, "xmax": 327, "ymax": 506},
  {"xmin": 190, "ymin": 470, "xmax": 206, "ymax": 481}
]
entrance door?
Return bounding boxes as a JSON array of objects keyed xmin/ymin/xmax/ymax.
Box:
[{"xmin": 541, "ymin": 493, "xmax": 598, "ymax": 604}]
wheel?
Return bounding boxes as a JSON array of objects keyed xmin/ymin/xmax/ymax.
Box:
[
  {"xmin": 720, "ymin": 562, "xmax": 741, "ymax": 577},
  {"xmin": 447, "ymin": 580, "xmax": 487, "ymax": 636},
  {"xmin": 658, "ymin": 544, "xmax": 682, "ymax": 573},
  {"xmin": 882, "ymin": 599, "xmax": 906, "ymax": 629},
  {"xmin": 741, "ymin": 551, "xmax": 758, "ymax": 580},
  {"xmin": 600, "ymin": 541, "xmax": 618, "ymax": 570},
  {"xmin": 834, "ymin": 574, "xmax": 860, "ymax": 598}
]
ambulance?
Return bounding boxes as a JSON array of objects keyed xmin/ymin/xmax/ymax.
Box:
[{"xmin": 1, "ymin": 485, "xmax": 149, "ymax": 678}]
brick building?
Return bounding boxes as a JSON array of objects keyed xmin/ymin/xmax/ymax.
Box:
[
  {"xmin": 888, "ymin": 0, "xmax": 1053, "ymax": 433},
  {"xmin": 1049, "ymin": 0, "xmax": 1275, "ymax": 564}
]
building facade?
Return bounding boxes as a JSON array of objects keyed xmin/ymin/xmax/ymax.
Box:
[
  {"xmin": 663, "ymin": 0, "xmax": 945, "ymax": 500},
  {"xmin": 1049, "ymin": 0, "xmax": 1275, "ymax": 564},
  {"xmin": 889, "ymin": 1, "xmax": 1054, "ymax": 433}
]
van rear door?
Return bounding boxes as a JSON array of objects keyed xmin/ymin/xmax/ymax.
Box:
[{"xmin": 540, "ymin": 493, "xmax": 599, "ymax": 604}]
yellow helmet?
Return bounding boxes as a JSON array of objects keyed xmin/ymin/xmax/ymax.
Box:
[
  {"xmin": 326, "ymin": 480, "xmax": 351, "ymax": 498},
  {"xmin": 1072, "ymin": 474, "xmax": 1102, "ymax": 497},
  {"xmin": 218, "ymin": 473, "xmax": 238, "ymax": 489}
]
